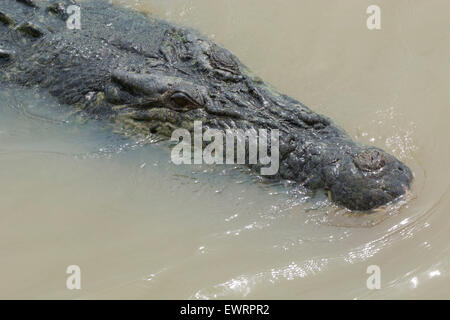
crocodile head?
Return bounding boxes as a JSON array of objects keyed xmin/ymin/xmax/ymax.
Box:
[
  {"xmin": 1, "ymin": 0, "xmax": 413, "ymax": 210},
  {"xmin": 98, "ymin": 32, "xmax": 413, "ymax": 211}
]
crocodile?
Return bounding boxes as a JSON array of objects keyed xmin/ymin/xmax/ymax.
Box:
[{"xmin": 0, "ymin": 0, "xmax": 413, "ymax": 210}]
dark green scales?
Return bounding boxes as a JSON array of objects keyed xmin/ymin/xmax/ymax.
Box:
[{"xmin": 0, "ymin": 0, "xmax": 413, "ymax": 210}]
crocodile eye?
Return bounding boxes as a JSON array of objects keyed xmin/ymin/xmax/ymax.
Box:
[{"xmin": 170, "ymin": 92, "xmax": 195, "ymax": 108}]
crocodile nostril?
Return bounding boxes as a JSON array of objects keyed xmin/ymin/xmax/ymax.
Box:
[{"xmin": 353, "ymin": 149, "xmax": 386, "ymax": 172}]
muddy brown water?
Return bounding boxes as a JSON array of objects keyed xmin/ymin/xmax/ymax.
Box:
[{"xmin": 0, "ymin": 0, "xmax": 449, "ymax": 298}]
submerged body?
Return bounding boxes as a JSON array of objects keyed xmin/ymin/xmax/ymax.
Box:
[{"xmin": 0, "ymin": 0, "xmax": 413, "ymax": 210}]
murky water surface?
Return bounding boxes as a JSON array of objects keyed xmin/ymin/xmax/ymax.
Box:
[{"xmin": 1, "ymin": 0, "xmax": 449, "ymax": 298}]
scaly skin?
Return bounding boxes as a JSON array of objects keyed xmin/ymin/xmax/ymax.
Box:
[{"xmin": 0, "ymin": 0, "xmax": 413, "ymax": 210}]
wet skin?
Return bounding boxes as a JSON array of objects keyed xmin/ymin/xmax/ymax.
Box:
[{"xmin": 0, "ymin": 0, "xmax": 413, "ymax": 210}]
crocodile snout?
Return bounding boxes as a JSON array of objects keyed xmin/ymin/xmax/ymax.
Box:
[{"xmin": 325, "ymin": 147, "xmax": 413, "ymax": 211}]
